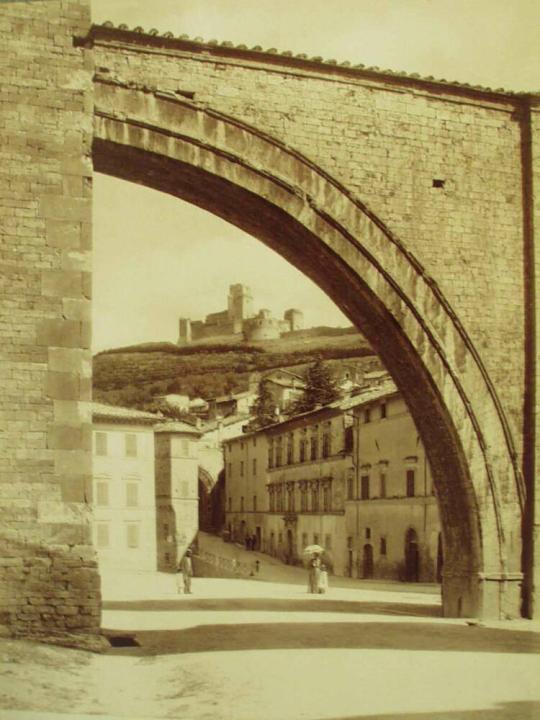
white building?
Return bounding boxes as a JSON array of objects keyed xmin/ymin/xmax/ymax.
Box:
[{"xmin": 91, "ymin": 403, "xmax": 161, "ymax": 572}]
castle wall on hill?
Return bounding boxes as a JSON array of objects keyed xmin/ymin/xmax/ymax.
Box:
[{"xmin": 178, "ymin": 285, "xmax": 305, "ymax": 345}]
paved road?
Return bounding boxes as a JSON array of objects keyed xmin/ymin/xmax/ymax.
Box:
[{"xmin": 1, "ymin": 534, "xmax": 539, "ymax": 720}]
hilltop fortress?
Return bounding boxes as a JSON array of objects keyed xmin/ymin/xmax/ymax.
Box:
[{"xmin": 178, "ymin": 284, "xmax": 304, "ymax": 345}]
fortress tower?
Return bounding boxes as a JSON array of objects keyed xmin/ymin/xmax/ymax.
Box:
[
  {"xmin": 284, "ymin": 308, "xmax": 304, "ymax": 331},
  {"xmin": 227, "ymin": 284, "xmax": 254, "ymax": 329},
  {"xmin": 177, "ymin": 286, "xmax": 305, "ymax": 345},
  {"xmin": 178, "ymin": 317, "xmax": 192, "ymax": 345}
]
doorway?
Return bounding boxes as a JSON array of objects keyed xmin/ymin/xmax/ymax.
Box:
[
  {"xmin": 405, "ymin": 528, "xmax": 419, "ymax": 582},
  {"xmin": 363, "ymin": 544, "xmax": 374, "ymax": 579}
]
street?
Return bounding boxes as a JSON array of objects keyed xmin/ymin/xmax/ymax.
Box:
[{"xmin": 1, "ymin": 536, "xmax": 539, "ymax": 720}]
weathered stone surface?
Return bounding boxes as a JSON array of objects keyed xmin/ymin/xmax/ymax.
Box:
[
  {"xmin": 0, "ymin": 0, "xmax": 98, "ymax": 642},
  {"xmin": 1, "ymin": 1, "xmax": 539, "ymax": 636}
]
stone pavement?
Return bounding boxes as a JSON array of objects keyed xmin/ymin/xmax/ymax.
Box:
[{"xmin": 1, "ymin": 539, "xmax": 539, "ymax": 720}]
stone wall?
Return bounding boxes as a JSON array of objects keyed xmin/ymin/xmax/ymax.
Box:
[
  {"xmin": 92, "ymin": 31, "xmax": 526, "ymax": 458},
  {"xmin": 0, "ymin": 0, "xmax": 100, "ymax": 641},
  {"xmin": 90, "ymin": 29, "xmax": 539, "ymax": 616}
]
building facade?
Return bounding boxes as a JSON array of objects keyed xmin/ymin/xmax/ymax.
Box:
[
  {"xmin": 155, "ymin": 422, "xmax": 201, "ymax": 572},
  {"xmin": 263, "ymin": 406, "xmax": 353, "ymax": 575},
  {"xmin": 347, "ymin": 385, "xmax": 441, "ymax": 582},
  {"xmin": 92, "ymin": 403, "xmax": 160, "ymax": 572},
  {"xmin": 223, "ymin": 431, "xmax": 269, "ymax": 550},
  {"xmin": 224, "ymin": 381, "xmax": 442, "ymax": 583}
]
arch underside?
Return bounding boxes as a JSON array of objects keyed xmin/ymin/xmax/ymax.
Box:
[{"xmin": 93, "ymin": 81, "xmax": 524, "ymax": 618}]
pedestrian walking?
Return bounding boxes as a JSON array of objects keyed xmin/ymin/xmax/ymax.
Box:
[
  {"xmin": 318, "ymin": 563, "xmax": 329, "ymax": 594},
  {"xmin": 308, "ymin": 553, "xmax": 321, "ymax": 593},
  {"xmin": 180, "ymin": 548, "xmax": 193, "ymax": 594}
]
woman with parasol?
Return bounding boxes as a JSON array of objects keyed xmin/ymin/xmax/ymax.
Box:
[{"xmin": 304, "ymin": 544, "xmax": 324, "ymax": 593}]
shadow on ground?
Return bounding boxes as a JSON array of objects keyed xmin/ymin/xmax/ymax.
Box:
[
  {"xmin": 321, "ymin": 701, "xmax": 540, "ymax": 720},
  {"xmin": 103, "ymin": 597, "xmax": 441, "ymax": 617},
  {"xmin": 103, "ymin": 621, "xmax": 540, "ymax": 656}
]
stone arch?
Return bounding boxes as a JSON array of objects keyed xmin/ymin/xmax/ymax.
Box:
[{"xmin": 93, "ymin": 79, "xmax": 524, "ymax": 618}]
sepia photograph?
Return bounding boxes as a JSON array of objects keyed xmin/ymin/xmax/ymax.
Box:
[{"xmin": 0, "ymin": 0, "xmax": 539, "ymax": 718}]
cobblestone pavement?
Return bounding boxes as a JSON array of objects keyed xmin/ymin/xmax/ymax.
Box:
[{"xmin": 1, "ymin": 536, "xmax": 539, "ymax": 720}]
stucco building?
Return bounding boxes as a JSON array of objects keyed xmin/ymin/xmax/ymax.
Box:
[
  {"xmin": 224, "ymin": 380, "xmax": 442, "ymax": 582},
  {"xmin": 92, "ymin": 403, "xmax": 160, "ymax": 572},
  {"xmin": 347, "ymin": 382, "xmax": 442, "ymax": 583},
  {"xmin": 155, "ymin": 421, "xmax": 201, "ymax": 572},
  {"xmin": 224, "ymin": 398, "xmax": 356, "ymax": 572},
  {"xmin": 92, "ymin": 404, "xmax": 204, "ymax": 574}
]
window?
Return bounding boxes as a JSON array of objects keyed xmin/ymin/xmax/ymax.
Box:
[
  {"xmin": 323, "ymin": 482, "xmax": 331, "ymax": 511},
  {"xmin": 313, "ymin": 533, "xmax": 319, "ymax": 545},
  {"xmin": 365, "ymin": 527, "xmax": 371, "ymax": 539},
  {"xmin": 406, "ymin": 469, "xmax": 415, "ymax": 497},
  {"xmin": 275, "ymin": 437, "xmax": 283, "ymax": 467},
  {"xmin": 125, "ymin": 433, "xmax": 137, "ymax": 457},
  {"xmin": 96, "ymin": 480, "xmax": 109, "ymax": 507},
  {"xmin": 253, "ymin": 494, "xmax": 257, "ymax": 512},
  {"xmin": 126, "ymin": 481, "xmax": 139, "ymax": 508},
  {"xmin": 268, "ymin": 439, "xmax": 274, "ymax": 469},
  {"xmin": 252, "ymin": 437, "xmax": 257, "ymax": 447},
  {"xmin": 276, "ymin": 485, "xmax": 283, "ymax": 512},
  {"xmin": 344, "ymin": 425, "xmax": 353, "ymax": 453},
  {"xmin": 325, "ymin": 534, "xmax": 332, "ymax": 550},
  {"xmin": 227, "ymin": 462, "xmax": 232, "ymax": 478},
  {"xmin": 96, "ymin": 523, "xmax": 109, "ymax": 548},
  {"xmin": 269, "ymin": 487, "xmax": 275, "ymax": 512},
  {"xmin": 361, "ymin": 475, "xmax": 370, "ymax": 500},
  {"xmin": 240, "ymin": 496, "xmax": 244, "ymax": 512},
  {"xmin": 126, "ymin": 523, "xmax": 139, "ymax": 548},
  {"xmin": 299, "ymin": 432, "xmax": 307, "ymax": 462},
  {"xmin": 287, "ymin": 433, "xmax": 294, "ymax": 464},
  {"xmin": 380, "ymin": 473, "xmax": 387, "ymax": 499},
  {"xmin": 380, "ymin": 537, "xmax": 387, "ymax": 555},
  {"xmin": 252, "ymin": 458, "xmax": 257, "ymax": 476},
  {"xmin": 164, "ymin": 523, "xmax": 169, "ymax": 536},
  {"xmin": 364, "ymin": 408, "xmax": 371, "ymax": 423},
  {"xmin": 300, "ymin": 484, "xmax": 308, "ymax": 512},
  {"xmin": 310, "ymin": 431, "xmax": 319, "ymax": 461},
  {"xmin": 347, "ymin": 472, "xmax": 354, "ymax": 500},
  {"xmin": 322, "ymin": 424, "xmax": 331, "ymax": 458},
  {"xmin": 95, "ymin": 432, "xmax": 107, "ymax": 456},
  {"xmin": 240, "ymin": 461, "xmax": 244, "ymax": 477},
  {"xmin": 380, "ymin": 403, "xmax": 387, "ymax": 419},
  {"xmin": 302, "ymin": 532, "xmax": 308, "ymax": 549},
  {"xmin": 287, "ymin": 483, "xmax": 295, "ymax": 512},
  {"xmin": 311, "ymin": 483, "xmax": 319, "ymax": 512}
]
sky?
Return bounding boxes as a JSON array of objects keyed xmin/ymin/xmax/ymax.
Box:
[{"xmin": 91, "ymin": 0, "xmax": 539, "ymax": 352}]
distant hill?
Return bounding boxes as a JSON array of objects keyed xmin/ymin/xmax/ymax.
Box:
[{"xmin": 93, "ymin": 327, "xmax": 379, "ymax": 410}]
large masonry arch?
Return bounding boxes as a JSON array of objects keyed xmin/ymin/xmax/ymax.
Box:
[
  {"xmin": 1, "ymin": 2, "xmax": 539, "ymax": 639},
  {"xmin": 92, "ymin": 78, "xmax": 522, "ymax": 618}
]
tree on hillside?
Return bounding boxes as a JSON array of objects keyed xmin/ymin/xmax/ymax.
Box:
[
  {"xmin": 292, "ymin": 358, "xmax": 339, "ymax": 414},
  {"xmin": 250, "ymin": 380, "xmax": 278, "ymax": 429}
]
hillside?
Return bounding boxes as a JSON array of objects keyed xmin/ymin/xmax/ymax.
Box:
[{"xmin": 93, "ymin": 328, "xmax": 379, "ymax": 409}]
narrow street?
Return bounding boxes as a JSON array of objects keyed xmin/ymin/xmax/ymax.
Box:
[{"xmin": 1, "ymin": 534, "xmax": 540, "ymax": 720}]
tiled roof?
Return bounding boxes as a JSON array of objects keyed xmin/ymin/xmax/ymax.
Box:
[
  {"xmin": 91, "ymin": 22, "xmax": 533, "ymax": 98},
  {"xmin": 224, "ymin": 379, "xmax": 398, "ymax": 441},
  {"xmin": 91, "ymin": 402, "xmax": 162, "ymax": 424},
  {"xmin": 155, "ymin": 420, "xmax": 202, "ymax": 435}
]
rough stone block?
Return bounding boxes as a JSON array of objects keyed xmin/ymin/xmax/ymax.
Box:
[
  {"xmin": 36, "ymin": 319, "xmax": 82, "ymax": 349},
  {"xmin": 41, "ymin": 270, "xmax": 82, "ymax": 299}
]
